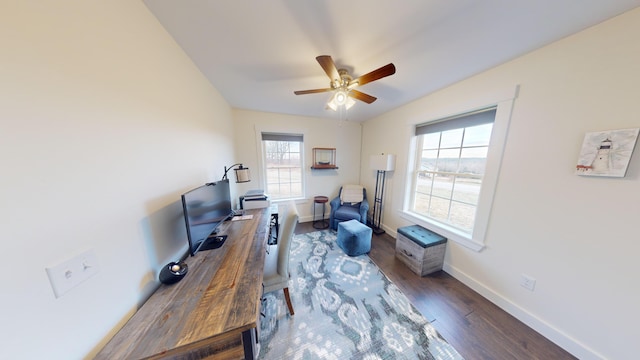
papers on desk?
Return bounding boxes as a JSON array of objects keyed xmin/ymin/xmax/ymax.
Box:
[
  {"xmin": 245, "ymin": 189, "xmax": 266, "ymax": 197},
  {"xmin": 232, "ymin": 214, "xmax": 254, "ymax": 221}
]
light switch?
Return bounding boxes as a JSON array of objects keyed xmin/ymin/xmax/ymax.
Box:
[{"xmin": 46, "ymin": 249, "xmax": 99, "ymax": 298}]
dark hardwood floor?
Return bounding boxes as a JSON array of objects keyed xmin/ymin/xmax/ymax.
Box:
[{"xmin": 295, "ymin": 221, "xmax": 576, "ymax": 360}]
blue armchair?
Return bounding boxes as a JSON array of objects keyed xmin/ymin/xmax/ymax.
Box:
[{"xmin": 329, "ymin": 186, "xmax": 369, "ymax": 230}]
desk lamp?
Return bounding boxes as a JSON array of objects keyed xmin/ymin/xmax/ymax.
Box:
[{"xmin": 222, "ymin": 163, "xmax": 251, "ymax": 183}]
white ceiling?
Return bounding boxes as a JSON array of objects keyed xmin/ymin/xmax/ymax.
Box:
[{"xmin": 144, "ymin": 0, "xmax": 640, "ymax": 122}]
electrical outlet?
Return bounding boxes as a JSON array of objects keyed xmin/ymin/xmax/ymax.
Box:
[
  {"xmin": 46, "ymin": 250, "xmax": 99, "ymax": 298},
  {"xmin": 520, "ymin": 273, "xmax": 536, "ymax": 291}
]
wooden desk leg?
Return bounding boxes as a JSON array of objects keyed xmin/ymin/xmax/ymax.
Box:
[{"xmin": 242, "ymin": 328, "xmax": 257, "ymax": 360}]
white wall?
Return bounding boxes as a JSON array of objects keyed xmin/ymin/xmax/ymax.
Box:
[
  {"xmin": 362, "ymin": 8, "xmax": 640, "ymax": 360},
  {"xmin": 232, "ymin": 109, "xmax": 363, "ymax": 222},
  {"xmin": 0, "ymin": 1, "xmax": 236, "ymax": 359}
]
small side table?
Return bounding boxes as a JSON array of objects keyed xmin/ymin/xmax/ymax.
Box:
[{"xmin": 313, "ymin": 196, "xmax": 329, "ymax": 229}]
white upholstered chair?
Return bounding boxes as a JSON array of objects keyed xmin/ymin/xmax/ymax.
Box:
[{"xmin": 262, "ymin": 202, "xmax": 299, "ymax": 315}]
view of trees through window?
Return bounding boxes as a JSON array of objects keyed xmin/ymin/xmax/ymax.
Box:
[
  {"xmin": 264, "ymin": 140, "xmax": 303, "ymax": 200},
  {"xmin": 411, "ymin": 123, "xmax": 493, "ymax": 232}
]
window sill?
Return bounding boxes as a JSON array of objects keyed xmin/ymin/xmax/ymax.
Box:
[
  {"xmin": 399, "ymin": 211, "xmax": 485, "ymax": 252},
  {"xmin": 271, "ymin": 197, "xmax": 309, "ymax": 205}
]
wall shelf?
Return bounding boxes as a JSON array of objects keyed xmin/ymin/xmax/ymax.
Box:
[{"xmin": 311, "ymin": 147, "xmax": 338, "ymax": 169}]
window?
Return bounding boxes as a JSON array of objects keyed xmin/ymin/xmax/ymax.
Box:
[
  {"xmin": 410, "ymin": 108, "xmax": 496, "ymax": 235},
  {"xmin": 261, "ymin": 132, "xmax": 304, "ymax": 200}
]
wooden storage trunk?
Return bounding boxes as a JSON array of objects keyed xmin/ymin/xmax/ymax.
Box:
[{"xmin": 395, "ymin": 225, "xmax": 447, "ymax": 276}]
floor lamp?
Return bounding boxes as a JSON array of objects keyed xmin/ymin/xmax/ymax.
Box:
[{"xmin": 370, "ymin": 154, "xmax": 396, "ymax": 235}]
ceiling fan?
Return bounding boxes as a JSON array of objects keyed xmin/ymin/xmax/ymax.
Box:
[{"xmin": 294, "ymin": 55, "xmax": 396, "ymax": 110}]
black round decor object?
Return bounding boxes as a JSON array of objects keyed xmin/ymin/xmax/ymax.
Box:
[{"xmin": 159, "ymin": 261, "xmax": 188, "ymax": 284}]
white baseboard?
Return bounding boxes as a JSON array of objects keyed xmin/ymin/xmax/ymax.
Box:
[
  {"xmin": 442, "ymin": 263, "xmax": 605, "ymax": 360},
  {"xmin": 299, "ymin": 216, "xmax": 314, "ymax": 223}
]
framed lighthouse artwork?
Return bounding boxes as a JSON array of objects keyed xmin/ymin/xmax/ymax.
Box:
[{"xmin": 575, "ymin": 128, "xmax": 639, "ymax": 177}]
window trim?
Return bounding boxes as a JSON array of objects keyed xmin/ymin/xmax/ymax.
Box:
[
  {"xmin": 402, "ymin": 93, "xmax": 516, "ymax": 252},
  {"xmin": 255, "ymin": 128, "xmax": 307, "ymax": 202}
]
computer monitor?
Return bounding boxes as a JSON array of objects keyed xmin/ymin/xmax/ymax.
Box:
[{"xmin": 181, "ymin": 179, "xmax": 233, "ymax": 256}]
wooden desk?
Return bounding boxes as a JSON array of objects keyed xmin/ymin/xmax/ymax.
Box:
[{"xmin": 95, "ymin": 208, "xmax": 270, "ymax": 360}]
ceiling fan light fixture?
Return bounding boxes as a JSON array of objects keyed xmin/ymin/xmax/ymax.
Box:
[
  {"xmin": 326, "ymin": 100, "xmax": 338, "ymax": 111},
  {"xmin": 327, "ymin": 89, "xmax": 355, "ymax": 111},
  {"xmin": 345, "ymin": 96, "xmax": 355, "ymax": 110},
  {"xmin": 335, "ymin": 90, "xmax": 348, "ymax": 105}
]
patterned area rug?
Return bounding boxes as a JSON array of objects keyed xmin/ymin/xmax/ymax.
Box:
[{"xmin": 258, "ymin": 230, "xmax": 464, "ymax": 359}]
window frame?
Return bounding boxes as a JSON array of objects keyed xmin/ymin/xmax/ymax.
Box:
[
  {"xmin": 401, "ymin": 96, "xmax": 515, "ymax": 251},
  {"xmin": 259, "ymin": 131, "xmax": 306, "ymax": 202},
  {"xmin": 410, "ymin": 108, "xmax": 496, "ymax": 234}
]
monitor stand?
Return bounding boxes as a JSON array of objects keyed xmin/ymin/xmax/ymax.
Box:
[{"xmin": 199, "ymin": 234, "xmax": 227, "ymax": 252}]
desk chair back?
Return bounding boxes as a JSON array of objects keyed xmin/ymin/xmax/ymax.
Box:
[{"xmin": 263, "ymin": 202, "xmax": 299, "ymax": 315}]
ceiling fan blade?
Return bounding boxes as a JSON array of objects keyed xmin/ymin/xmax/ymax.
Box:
[
  {"xmin": 316, "ymin": 55, "xmax": 340, "ymax": 82},
  {"xmin": 349, "ymin": 89, "xmax": 377, "ymax": 104},
  {"xmin": 294, "ymin": 88, "xmax": 333, "ymax": 95},
  {"xmin": 350, "ymin": 63, "xmax": 396, "ymax": 87}
]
